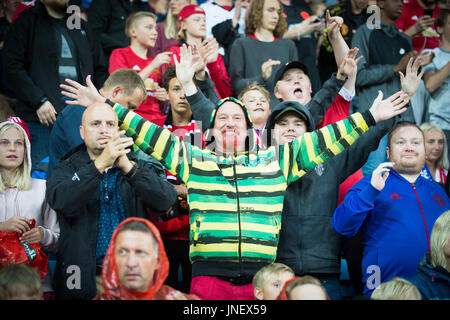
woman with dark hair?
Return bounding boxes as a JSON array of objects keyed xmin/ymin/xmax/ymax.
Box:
[{"xmin": 229, "ymin": 0, "xmax": 297, "ymax": 104}]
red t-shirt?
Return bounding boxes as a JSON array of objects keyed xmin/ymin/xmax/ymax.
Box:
[
  {"xmin": 395, "ymin": 0, "xmax": 441, "ymax": 52},
  {"xmin": 109, "ymin": 46, "xmax": 166, "ymax": 127}
]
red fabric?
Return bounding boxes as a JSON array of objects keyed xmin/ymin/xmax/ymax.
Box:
[
  {"xmin": 190, "ymin": 276, "xmax": 255, "ymax": 300},
  {"xmin": 94, "ymin": 217, "xmax": 199, "ymax": 300},
  {"xmin": 150, "ymin": 214, "xmax": 190, "ymax": 240},
  {"xmin": 315, "ymin": 94, "xmax": 350, "ymax": 130},
  {"xmin": 177, "ymin": 4, "xmax": 205, "ymax": 22},
  {"xmin": 109, "ymin": 46, "xmax": 166, "ymax": 127},
  {"xmin": 395, "ymin": 0, "xmax": 441, "ymax": 52},
  {"xmin": 7, "ymin": 117, "xmax": 31, "ymax": 143},
  {"xmin": 316, "ymin": 93, "xmax": 363, "ymax": 205},
  {"xmin": 438, "ymin": 167, "xmax": 447, "ymax": 184},
  {"xmin": 0, "ymin": 219, "xmax": 48, "ymax": 279},
  {"xmin": 248, "ymin": 34, "xmax": 279, "ymax": 41},
  {"xmin": 12, "ymin": 1, "xmax": 35, "ymax": 22},
  {"xmin": 169, "ymin": 45, "xmax": 233, "ymax": 99}
]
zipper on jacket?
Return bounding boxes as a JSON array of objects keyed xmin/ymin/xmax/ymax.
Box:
[
  {"xmin": 411, "ymin": 183, "xmax": 431, "ymax": 252},
  {"xmin": 232, "ymin": 157, "xmax": 243, "ymax": 274}
]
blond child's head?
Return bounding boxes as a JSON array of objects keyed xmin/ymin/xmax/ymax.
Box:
[
  {"xmin": 371, "ymin": 277, "xmax": 422, "ymax": 300},
  {"xmin": 253, "ymin": 262, "xmax": 295, "ymax": 300}
]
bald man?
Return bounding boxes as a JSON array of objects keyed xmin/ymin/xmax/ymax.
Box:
[{"xmin": 46, "ymin": 103, "xmax": 177, "ymax": 300}]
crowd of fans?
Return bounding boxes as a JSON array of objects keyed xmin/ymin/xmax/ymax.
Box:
[{"xmin": 0, "ymin": 0, "xmax": 449, "ymax": 301}]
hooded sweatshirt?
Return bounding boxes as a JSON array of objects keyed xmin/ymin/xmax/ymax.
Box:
[
  {"xmin": 409, "ymin": 253, "xmax": 450, "ymax": 300},
  {"xmin": 108, "ymin": 96, "xmax": 376, "ymax": 279},
  {"xmin": 0, "ymin": 120, "xmax": 60, "ymax": 291},
  {"xmin": 94, "ymin": 217, "xmax": 199, "ymax": 300},
  {"xmin": 265, "ymin": 101, "xmax": 393, "ymax": 275}
]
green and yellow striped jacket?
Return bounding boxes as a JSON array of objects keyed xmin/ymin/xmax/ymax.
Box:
[{"xmin": 111, "ymin": 102, "xmax": 373, "ymax": 276}]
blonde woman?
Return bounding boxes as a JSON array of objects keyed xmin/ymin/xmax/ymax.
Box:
[
  {"xmin": 420, "ymin": 122, "xmax": 449, "ymax": 185},
  {"xmin": 168, "ymin": 4, "xmax": 233, "ymax": 99},
  {"xmin": 371, "ymin": 277, "xmax": 422, "ymax": 300},
  {"xmin": 410, "ymin": 210, "xmax": 450, "ymax": 300},
  {"xmin": 0, "ymin": 119, "xmax": 59, "ymax": 298},
  {"xmin": 148, "ymin": 0, "xmax": 197, "ymax": 57}
]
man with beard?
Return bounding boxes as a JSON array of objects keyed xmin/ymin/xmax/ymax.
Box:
[
  {"xmin": 333, "ymin": 122, "xmax": 450, "ymax": 296},
  {"xmin": 3, "ymin": 0, "xmax": 108, "ymax": 169},
  {"xmin": 46, "ymin": 103, "xmax": 177, "ymax": 300}
]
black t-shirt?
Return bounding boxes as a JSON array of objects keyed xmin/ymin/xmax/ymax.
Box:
[{"xmin": 50, "ymin": 17, "xmax": 81, "ymax": 86}]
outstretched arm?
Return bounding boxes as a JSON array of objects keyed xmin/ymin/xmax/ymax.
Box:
[
  {"xmin": 282, "ymin": 91, "xmax": 409, "ymax": 184},
  {"xmin": 60, "ymin": 76, "xmax": 194, "ymax": 183}
]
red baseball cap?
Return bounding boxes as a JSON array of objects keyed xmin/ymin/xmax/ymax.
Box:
[{"xmin": 177, "ymin": 5, "xmax": 205, "ymax": 23}]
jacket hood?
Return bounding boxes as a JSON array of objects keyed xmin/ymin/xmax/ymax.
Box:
[
  {"xmin": 264, "ymin": 101, "xmax": 315, "ymax": 147},
  {"xmin": 417, "ymin": 253, "xmax": 450, "ymax": 282},
  {"xmin": 0, "ymin": 119, "xmax": 32, "ymax": 175},
  {"xmin": 100, "ymin": 217, "xmax": 169, "ymax": 300},
  {"xmin": 204, "ymin": 97, "xmax": 260, "ymax": 153}
]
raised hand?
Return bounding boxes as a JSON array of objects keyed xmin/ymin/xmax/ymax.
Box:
[
  {"xmin": 174, "ymin": 44, "xmax": 202, "ymax": 85},
  {"xmin": 60, "ymin": 75, "xmax": 105, "ymax": 107},
  {"xmin": 149, "ymin": 51, "xmax": 172, "ymax": 71},
  {"xmin": 94, "ymin": 130, "xmax": 134, "ymax": 173},
  {"xmin": 337, "ymin": 47, "xmax": 363, "ymax": 78},
  {"xmin": 399, "ymin": 56, "xmax": 425, "ymax": 97},
  {"xmin": 261, "ymin": 58, "xmax": 281, "ymax": 81},
  {"xmin": 199, "ymin": 38, "xmax": 219, "ymax": 64},
  {"xmin": 297, "ymin": 16, "xmax": 323, "ymax": 37},
  {"xmin": 371, "ymin": 162, "xmax": 395, "ymax": 191},
  {"xmin": 326, "ymin": 9, "xmax": 344, "ymax": 39},
  {"xmin": 368, "ymin": 90, "xmax": 410, "ymax": 122}
]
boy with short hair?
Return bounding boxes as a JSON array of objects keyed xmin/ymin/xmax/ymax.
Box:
[{"xmin": 253, "ymin": 262, "xmax": 295, "ymax": 300}]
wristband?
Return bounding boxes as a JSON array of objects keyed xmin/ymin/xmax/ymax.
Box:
[{"xmin": 40, "ymin": 97, "xmax": 48, "ymax": 106}]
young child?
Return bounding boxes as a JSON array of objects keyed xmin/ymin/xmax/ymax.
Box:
[
  {"xmin": 253, "ymin": 262, "xmax": 295, "ymax": 300},
  {"xmin": 0, "ymin": 264, "xmax": 43, "ymax": 300},
  {"xmin": 109, "ymin": 11, "xmax": 172, "ymax": 127},
  {"xmin": 278, "ymin": 275, "xmax": 329, "ymax": 300},
  {"xmin": 371, "ymin": 277, "xmax": 422, "ymax": 300}
]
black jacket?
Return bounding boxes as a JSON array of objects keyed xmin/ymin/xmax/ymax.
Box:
[
  {"xmin": 2, "ymin": 2, "xmax": 107, "ymax": 122},
  {"xmin": 267, "ymin": 101, "xmax": 396, "ymax": 275},
  {"xmin": 88, "ymin": 0, "xmax": 153, "ymax": 57},
  {"xmin": 46, "ymin": 144, "xmax": 177, "ymax": 300}
]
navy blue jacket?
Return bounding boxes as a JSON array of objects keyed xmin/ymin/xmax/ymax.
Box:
[
  {"xmin": 410, "ymin": 253, "xmax": 450, "ymax": 300},
  {"xmin": 48, "ymin": 105, "xmax": 85, "ymax": 177},
  {"xmin": 333, "ymin": 170, "xmax": 450, "ymax": 296}
]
